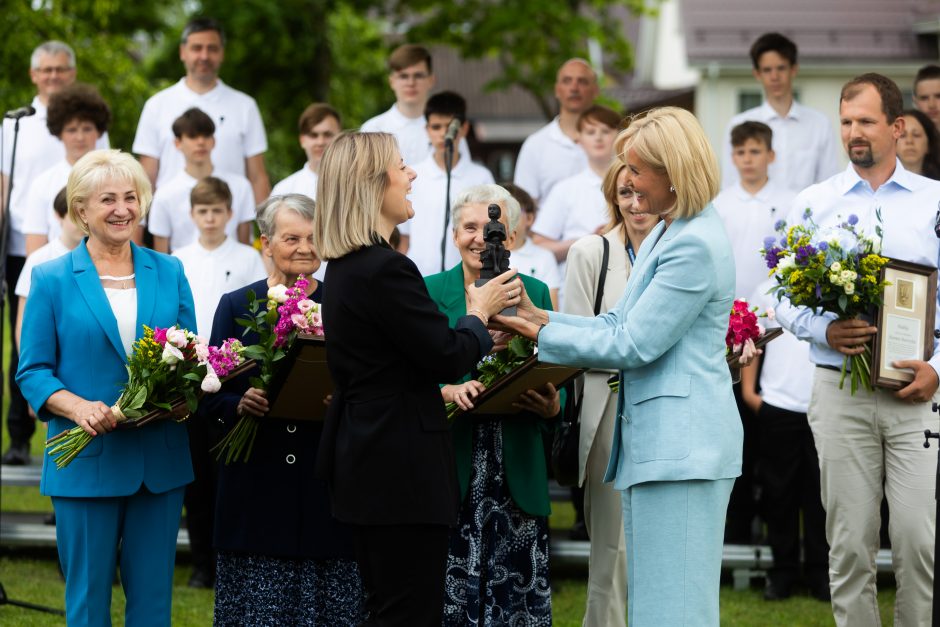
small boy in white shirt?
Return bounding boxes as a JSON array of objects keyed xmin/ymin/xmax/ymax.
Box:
[
  {"xmin": 148, "ymin": 107, "xmax": 255, "ymax": 253},
  {"xmin": 172, "ymin": 177, "xmax": 266, "ymax": 339},
  {"xmin": 714, "ymin": 121, "xmax": 796, "ymax": 301},
  {"xmin": 504, "ymin": 182, "xmax": 560, "ymax": 309},
  {"xmin": 269, "ymin": 103, "xmax": 342, "ymax": 200},
  {"xmin": 15, "ymin": 188, "xmax": 84, "ymax": 347}
]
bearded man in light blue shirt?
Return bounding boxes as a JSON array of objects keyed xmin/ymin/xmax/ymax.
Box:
[{"xmin": 776, "ymin": 73, "xmax": 940, "ymax": 627}]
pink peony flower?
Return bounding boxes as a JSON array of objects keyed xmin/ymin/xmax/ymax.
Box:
[
  {"xmin": 194, "ymin": 343, "xmax": 210, "ymax": 363},
  {"xmin": 200, "ymin": 371, "xmax": 221, "ymax": 393},
  {"xmin": 166, "ymin": 328, "xmax": 188, "ymax": 349}
]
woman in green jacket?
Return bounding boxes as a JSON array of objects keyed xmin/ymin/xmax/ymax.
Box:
[{"xmin": 424, "ymin": 183, "xmax": 559, "ymax": 627}]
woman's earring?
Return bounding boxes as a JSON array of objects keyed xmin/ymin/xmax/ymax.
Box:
[{"xmin": 669, "ymin": 185, "xmax": 675, "ymax": 193}]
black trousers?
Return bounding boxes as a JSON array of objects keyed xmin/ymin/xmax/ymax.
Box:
[
  {"xmin": 758, "ymin": 401, "xmax": 829, "ymax": 586},
  {"xmin": 5, "ymin": 254, "xmax": 31, "ymax": 445},
  {"xmin": 725, "ymin": 381, "xmax": 759, "ymax": 543},
  {"xmin": 183, "ymin": 417, "xmax": 220, "ymax": 575},
  {"xmin": 351, "ymin": 523, "xmax": 450, "ymax": 627}
]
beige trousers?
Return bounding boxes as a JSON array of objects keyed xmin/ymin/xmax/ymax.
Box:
[
  {"xmin": 808, "ymin": 367, "xmax": 936, "ymax": 627},
  {"xmin": 582, "ymin": 400, "xmax": 627, "ymax": 627}
]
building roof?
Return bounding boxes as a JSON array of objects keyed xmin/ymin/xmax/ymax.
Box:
[{"xmin": 683, "ymin": 0, "xmax": 939, "ymax": 65}]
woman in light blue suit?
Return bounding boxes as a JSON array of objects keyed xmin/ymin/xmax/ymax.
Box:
[
  {"xmin": 17, "ymin": 149, "xmax": 196, "ymax": 626},
  {"xmin": 497, "ymin": 108, "xmax": 743, "ymax": 626}
]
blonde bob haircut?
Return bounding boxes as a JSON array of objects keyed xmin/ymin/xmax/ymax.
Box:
[
  {"xmin": 313, "ymin": 131, "xmax": 398, "ymax": 260},
  {"xmin": 614, "ymin": 107, "xmax": 719, "ymax": 221},
  {"xmin": 67, "ymin": 149, "xmax": 153, "ymax": 234}
]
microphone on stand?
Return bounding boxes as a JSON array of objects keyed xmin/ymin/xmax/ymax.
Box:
[
  {"xmin": 444, "ymin": 118, "xmax": 461, "ymax": 148},
  {"xmin": 4, "ymin": 106, "xmax": 36, "ymax": 120}
]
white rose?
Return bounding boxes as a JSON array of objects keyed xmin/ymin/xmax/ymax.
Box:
[
  {"xmin": 830, "ymin": 261, "xmax": 842, "ymax": 272},
  {"xmin": 844, "ymin": 283, "xmax": 855, "ymax": 295},
  {"xmin": 777, "ymin": 254, "xmax": 796, "ymax": 272},
  {"xmin": 267, "ymin": 284, "xmax": 289, "ymax": 303},
  {"xmin": 162, "ymin": 343, "xmax": 183, "ymax": 364},
  {"xmin": 201, "ymin": 372, "xmax": 221, "ymax": 393}
]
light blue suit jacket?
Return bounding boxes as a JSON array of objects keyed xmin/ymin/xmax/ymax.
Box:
[
  {"xmin": 538, "ymin": 205, "xmax": 742, "ymax": 490},
  {"xmin": 17, "ymin": 240, "xmax": 197, "ymax": 497}
]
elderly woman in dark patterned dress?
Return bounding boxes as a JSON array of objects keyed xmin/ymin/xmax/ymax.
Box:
[
  {"xmin": 200, "ymin": 194, "xmax": 362, "ymax": 625},
  {"xmin": 424, "ymin": 184, "xmax": 560, "ymax": 626}
]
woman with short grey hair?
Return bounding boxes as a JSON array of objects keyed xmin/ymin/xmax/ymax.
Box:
[{"xmin": 201, "ymin": 193, "xmax": 363, "ymax": 625}]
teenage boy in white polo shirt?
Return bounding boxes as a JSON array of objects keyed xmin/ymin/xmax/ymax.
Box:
[
  {"xmin": 714, "ymin": 121, "xmax": 796, "ymax": 300},
  {"xmin": 172, "ymin": 176, "xmax": 265, "ymax": 589},
  {"xmin": 133, "ymin": 17, "xmax": 270, "ymax": 201},
  {"xmin": 513, "ymin": 58, "xmax": 599, "ymax": 202},
  {"xmin": 401, "ymin": 91, "xmax": 494, "ymax": 276},
  {"xmin": 530, "ymin": 105, "xmax": 622, "ymax": 264},
  {"xmin": 147, "ymin": 107, "xmax": 255, "ymax": 253},
  {"xmin": 270, "ymin": 103, "xmax": 342, "ymax": 199},
  {"xmin": 361, "ymin": 44, "xmax": 470, "ymax": 166}
]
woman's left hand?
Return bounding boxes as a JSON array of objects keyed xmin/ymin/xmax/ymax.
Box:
[{"xmin": 513, "ymin": 382, "xmax": 560, "ymax": 418}]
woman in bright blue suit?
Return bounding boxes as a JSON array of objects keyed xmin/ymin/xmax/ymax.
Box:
[
  {"xmin": 496, "ymin": 108, "xmax": 743, "ymax": 626},
  {"xmin": 17, "ymin": 149, "xmax": 196, "ymax": 626}
]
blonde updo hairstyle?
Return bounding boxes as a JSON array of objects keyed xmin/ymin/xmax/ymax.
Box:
[
  {"xmin": 66, "ymin": 149, "xmax": 153, "ymax": 234},
  {"xmin": 614, "ymin": 107, "xmax": 719, "ymax": 220}
]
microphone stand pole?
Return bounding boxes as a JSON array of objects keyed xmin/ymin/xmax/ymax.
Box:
[
  {"xmin": 439, "ymin": 138, "xmax": 454, "ymax": 274},
  {"xmin": 0, "ymin": 116, "xmax": 65, "ymax": 617}
]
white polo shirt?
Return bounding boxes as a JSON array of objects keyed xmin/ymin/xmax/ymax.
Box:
[
  {"xmin": 510, "ymin": 238, "xmax": 561, "ymax": 291},
  {"xmin": 270, "ymin": 164, "xmax": 317, "ymax": 199},
  {"xmin": 402, "ymin": 154, "xmax": 494, "ymax": 276},
  {"xmin": 775, "ymin": 161, "xmax": 940, "ymax": 375},
  {"xmin": 531, "ymin": 167, "xmax": 606, "ymax": 244},
  {"xmin": 15, "ymin": 237, "xmax": 71, "ymax": 298},
  {"xmin": 22, "ymin": 159, "xmax": 71, "ymax": 241},
  {"xmin": 513, "ymin": 117, "xmax": 588, "ymax": 201},
  {"xmin": 360, "ymin": 104, "xmax": 470, "ymax": 167},
  {"xmin": 1, "ymin": 97, "xmax": 109, "ymax": 257},
  {"xmin": 133, "ymin": 79, "xmax": 268, "ymax": 189},
  {"xmin": 714, "ymin": 179, "xmax": 796, "ymax": 300},
  {"xmin": 173, "ymin": 237, "xmax": 267, "ymax": 338},
  {"xmin": 750, "ymin": 280, "xmax": 812, "ymax": 414},
  {"xmin": 722, "ymin": 100, "xmax": 839, "ymax": 192},
  {"xmin": 147, "ymin": 168, "xmax": 256, "ymax": 252}
]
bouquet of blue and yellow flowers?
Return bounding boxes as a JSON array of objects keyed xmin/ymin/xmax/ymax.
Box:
[{"xmin": 761, "ymin": 208, "xmax": 890, "ymax": 393}]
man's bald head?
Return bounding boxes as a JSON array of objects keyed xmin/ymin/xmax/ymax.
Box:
[{"xmin": 555, "ymin": 58, "xmax": 598, "ymax": 115}]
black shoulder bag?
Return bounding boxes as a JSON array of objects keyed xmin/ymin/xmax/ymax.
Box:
[{"xmin": 551, "ymin": 235, "xmax": 609, "ymax": 487}]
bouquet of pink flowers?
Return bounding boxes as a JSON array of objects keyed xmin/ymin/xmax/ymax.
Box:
[
  {"xmin": 46, "ymin": 325, "xmax": 247, "ymax": 469},
  {"xmin": 726, "ymin": 298, "xmax": 765, "ymax": 356},
  {"xmin": 212, "ymin": 274, "xmax": 324, "ymax": 463}
]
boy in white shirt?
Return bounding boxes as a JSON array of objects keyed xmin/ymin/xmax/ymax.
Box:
[
  {"xmin": 503, "ymin": 182, "xmax": 560, "ymax": 309},
  {"xmin": 401, "ymin": 91, "xmax": 494, "ymax": 276},
  {"xmin": 531, "ymin": 104, "xmax": 622, "ymax": 264},
  {"xmin": 147, "ymin": 107, "xmax": 255, "ymax": 253},
  {"xmin": 22, "ymin": 82, "xmax": 110, "ymax": 256},
  {"xmin": 270, "ymin": 103, "xmax": 342, "ymax": 200},
  {"xmin": 714, "ymin": 120, "xmax": 796, "ymax": 548},
  {"xmin": 15, "ymin": 188, "xmax": 84, "ymax": 347},
  {"xmin": 172, "ymin": 176, "xmax": 266, "ymax": 340},
  {"xmin": 714, "ymin": 121, "xmax": 796, "ymax": 301}
]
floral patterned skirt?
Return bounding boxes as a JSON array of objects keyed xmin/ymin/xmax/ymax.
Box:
[
  {"xmin": 214, "ymin": 551, "xmax": 363, "ymax": 626},
  {"xmin": 442, "ymin": 421, "xmax": 552, "ymax": 626}
]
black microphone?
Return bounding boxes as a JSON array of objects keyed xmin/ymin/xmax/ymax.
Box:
[
  {"xmin": 4, "ymin": 106, "xmax": 36, "ymax": 120},
  {"xmin": 444, "ymin": 118, "xmax": 461, "ymax": 147}
]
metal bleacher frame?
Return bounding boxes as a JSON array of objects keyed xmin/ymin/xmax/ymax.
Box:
[{"xmin": 2, "ymin": 466, "xmax": 896, "ymax": 590}]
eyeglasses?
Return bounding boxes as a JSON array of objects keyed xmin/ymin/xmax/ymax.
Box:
[
  {"xmin": 36, "ymin": 66, "xmax": 74, "ymax": 76},
  {"xmin": 393, "ymin": 71, "xmax": 430, "ymax": 82}
]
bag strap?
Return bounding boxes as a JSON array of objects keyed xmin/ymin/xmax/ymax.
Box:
[{"xmin": 593, "ymin": 235, "xmax": 610, "ymax": 316}]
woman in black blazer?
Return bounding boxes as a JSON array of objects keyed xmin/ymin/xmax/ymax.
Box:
[
  {"xmin": 313, "ymin": 131, "xmax": 522, "ymax": 626},
  {"xmin": 200, "ymin": 194, "xmax": 363, "ymax": 625}
]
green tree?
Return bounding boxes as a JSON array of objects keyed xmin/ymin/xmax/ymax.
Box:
[{"xmin": 382, "ymin": 0, "xmax": 655, "ymax": 119}]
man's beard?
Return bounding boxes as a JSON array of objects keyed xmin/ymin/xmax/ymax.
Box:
[{"xmin": 848, "ymin": 143, "xmax": 875, "ymax": 168}]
